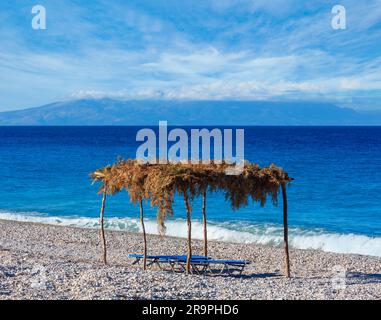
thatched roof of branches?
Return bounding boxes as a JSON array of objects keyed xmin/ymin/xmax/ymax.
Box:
[{"xmin": 91, "ymin": 159, "xmax": 292, "ymax": 231}]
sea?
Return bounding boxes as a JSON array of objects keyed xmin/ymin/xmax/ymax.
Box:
[{"xmin": 0, "ymin": 126, "xmax": 380, "ymax": 256}]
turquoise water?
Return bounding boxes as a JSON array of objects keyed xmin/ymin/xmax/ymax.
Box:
[{"xmin": 0, "ymin": 126, "xmax": 380, "ymax": 256}]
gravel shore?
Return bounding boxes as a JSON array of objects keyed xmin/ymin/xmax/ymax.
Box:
[{"xmin": 0, "ymin": 219, "xmax": 380, "ymax": 300}]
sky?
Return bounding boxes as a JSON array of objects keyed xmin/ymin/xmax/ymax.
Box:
[{"xmin": 0, "ymin": 0, "xmax": 381, "ymax": 111}]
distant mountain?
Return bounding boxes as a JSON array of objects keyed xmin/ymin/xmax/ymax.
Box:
[{"xmin": 0, "ymin": 98, "xmax": 380, "ymax": 125}]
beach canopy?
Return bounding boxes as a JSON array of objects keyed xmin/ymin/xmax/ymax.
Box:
[{"xmin": 91, "ymin": 159, "xmax": 293, "ymax": 277}]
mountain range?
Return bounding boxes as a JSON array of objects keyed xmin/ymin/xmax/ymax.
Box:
[{"xmin": 0, "ymin": 98, "xmax": 380, "ymax": 125}]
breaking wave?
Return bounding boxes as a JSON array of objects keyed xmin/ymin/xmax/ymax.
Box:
[{"xmin": 1, "ymin": 210, "xmax": 380, "ymax": 257}]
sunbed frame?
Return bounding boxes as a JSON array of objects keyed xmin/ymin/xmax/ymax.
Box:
[{"xmin": 128, "ymin": 254, "xmax": 250, "ymax": 276}]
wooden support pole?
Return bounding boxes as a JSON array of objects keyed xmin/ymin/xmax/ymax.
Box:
[
  {"xmin": 281, "ymin": 182, "xmax": 291, "ymax": 278},
  {"xmin": 202, "ymin": 189, "xmax": 208, "ymax": 257},
  {"xmin": 140, "ymin": 199, "xmax": 147, "ymax": 270},
  {"xmin": 183, "ymin": 191, "xmax": 192, "ymax": 274},
  {"xmin": 99, "ymin": 185, "xmax": 107, "ymax": 265}
]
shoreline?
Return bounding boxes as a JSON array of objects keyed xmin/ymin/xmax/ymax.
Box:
[
  {"xmin": 1, "ymin": 212, "xmax": 381, "ymax": 258},
  {"xmin": 1, "ymin": 217, "xmax": 380, "ymax": 259},
  {"xmin": 0, "ymin": 219, "xmax": 380, "ymax": 299}
]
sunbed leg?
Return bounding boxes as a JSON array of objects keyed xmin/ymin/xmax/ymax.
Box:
[
  {"xmin": 239, "ymin": 265, "xmax": 245, "ymax": 276},
  {"xmin": 178, "ymin": 262, "xmax": 186, "ymax": 273},
  {"xmin": 219, "ymin": 264, "xmax": 226, "ymax": 275},
  {"xmin": 226, "ymin": 264, "xmax": 231, "ymax": 275},
  {"xmin": 200, "ymin": 264, "xmax": 206, "ymax": 275},
  {"xmin": 193, "ymin": 264, "xmax": 202, "ymax": 275},
  {"xmin": 207, "ymin": 264, "xmax": 213, "ymax": 275}
]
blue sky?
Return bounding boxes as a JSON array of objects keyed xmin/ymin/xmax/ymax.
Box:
[{"xmin": 0, "ymin": 0, "xmax": 381, "ymax": 111}]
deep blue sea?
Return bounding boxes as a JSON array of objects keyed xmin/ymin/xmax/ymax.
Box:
[{"xmin": 0, "ymin": 126, "xmax": 380, "ymax": 256}]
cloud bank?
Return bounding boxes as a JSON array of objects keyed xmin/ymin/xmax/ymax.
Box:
[{"xmin": 0, "ymin": 0, "xmax": 380, "ymax": 110}]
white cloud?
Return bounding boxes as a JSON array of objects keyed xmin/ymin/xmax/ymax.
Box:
[{"xmin": 0, "ymin": 0, "xmax": 380, "ymax": 110}]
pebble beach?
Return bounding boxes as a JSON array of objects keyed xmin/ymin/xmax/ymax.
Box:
[{"xmin": 0, "ymin": 219, "xmax": 380, "ymax": 300}]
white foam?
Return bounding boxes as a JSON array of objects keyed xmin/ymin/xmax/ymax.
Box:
[{"xmin": 1, "ymin": 210, "xmax": 380, "ymax": 257}]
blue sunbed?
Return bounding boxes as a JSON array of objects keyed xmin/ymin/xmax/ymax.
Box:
[
  {"xmin": 128, "ymin": 254, "xmax": 210, "ymax": 272},
  {"xmin": 128, "ymin": 254, "xmax": 250, "ymax": 276},
  {"xmin": 202, "ymin": 259, "xmax": 251, "ymax": 275},
  {"xmin": 128, "ymin": 254, "xmax": 209, "ymax": 262}
]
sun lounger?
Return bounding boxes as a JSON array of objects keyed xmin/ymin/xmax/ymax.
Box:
[
  {"xmin": 128, "ymin": 254, "xmax": 209, "ymax": 262},
  {"xmin": 202, "ymin": 259, "xmax": 251, "ymax": 275},
  {"xmin": 128, "ymin": 254, "xmax": 210, "ymax": 272},
  {"xmin": 128, "ymin": 254, "xmax": 250, "ymax": 276}
]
